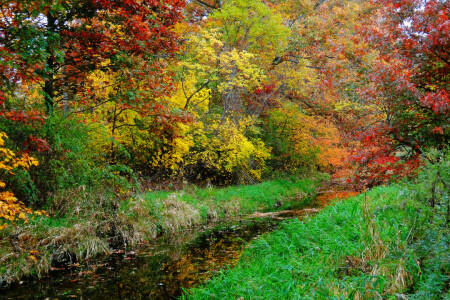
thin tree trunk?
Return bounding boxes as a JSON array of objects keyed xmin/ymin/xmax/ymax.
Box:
[{"xmin": 44, "ymin": 13, "xmax": 56, "ymax": 114}]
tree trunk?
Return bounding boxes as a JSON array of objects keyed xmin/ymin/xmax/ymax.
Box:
[{"xmin": 44, "ymin": 13, "xmax": 56, "ymax": 114}]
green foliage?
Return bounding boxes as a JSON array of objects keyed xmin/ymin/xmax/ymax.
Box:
[
  {"xmin": 411, "ymin": 148, "xmax": 449, "ymax": 212},
  {"xmin": 0, "ymin": 112, "xmax": 134, "ymax": 205},
  {"xmin": 0, "ymin": 116, "xmax": 43, "ymax": 203},
  {"xmin": 211, "ymin": 0, "xmax": 290, "ymax": 57},
  {"xmin": 190, "ymin": 175, "xmax": 322, "ymax": 213},
  {"xmin": 263, "ymin": 105, "xmax": 319, "ymax": 172},
  {"xmin": 0, "ymin": 175, "xmax": 324, "ymax": 285},
  {"xmin": 397, "ymin": 150, "xmax": 450, "ymax": 297},
  {"xmin": 120, "ymin": 175, "xmax": 322, "ymax": 228}
]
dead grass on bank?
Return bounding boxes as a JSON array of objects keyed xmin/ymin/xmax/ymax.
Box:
[
  {"xmin": 1, "ymin": 176, "xmax": 321, "ymax": 286},
  {"xmin": 330, "ymin": 195, "xmax": 419, "ymax": 299}
]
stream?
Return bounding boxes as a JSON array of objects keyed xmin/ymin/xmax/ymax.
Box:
[
  {"xmin": 0, "ymin": 186, "xmax": 357, "ymax": 299},
  {"xmin": 1, "ymin": 218, "xmax": 283, "ymax": 299}
]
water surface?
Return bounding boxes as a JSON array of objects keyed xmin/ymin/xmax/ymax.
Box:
[{"xmin": 1, "ymin": 218, "xmax": 279, "ymax": 299}]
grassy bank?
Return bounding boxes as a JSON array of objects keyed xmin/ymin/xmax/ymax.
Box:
[
  {"xmin": 185, "ymin": 176, "xmax": 449, "ymax": 298},
  {"xmin": 0, "ymin": 175, "xmax": 325, "ymax": 285}
]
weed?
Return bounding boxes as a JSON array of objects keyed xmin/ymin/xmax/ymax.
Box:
[{"xmin": 0, "ymin": 175, "xmax": 323, "ymax": 286}]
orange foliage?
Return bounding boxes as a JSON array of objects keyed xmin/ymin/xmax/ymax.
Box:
[
  {"xmin": 265, "ymin": 102, "xmax": 348, "ymax": 172},
  {"xmin": 0, "ymin": 132, "xmax": 45, "ymax": 229},
  {"xmin": 315, "ymin": 190, "xmax": 360, "ymax": 207}
]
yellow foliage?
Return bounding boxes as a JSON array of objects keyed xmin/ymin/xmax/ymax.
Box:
[
  {"xmin": 185, "ymin": 118, "xmax": 271, "ymax": 183},
  {"xmin": 209, "ymin": 0, "xmax": 290, "ymax": 64},
  {"xmin": 217, "ymin": 49, "xmax": 264, "ymax": 94},
  {"xmin": 266, "ymin": 103, "xmax": 347, "ymax": 171},
  {"xmin": 168, "ymin": 75, "xmax": 211, "ymax": 114},
  {"xmin": 0, "ymin": 133, "xmax": 44, "ymax": 229},
  {"xmin": 180, "ymin": 29, "xmax": 266, "ymax": 97},
  {"xmin": 102, "ymin": 112, "xmax": 194, "ymax": 174},
  {"xmin": 88, "ymin": 59, "xmax": 117, "ymax": 98}
]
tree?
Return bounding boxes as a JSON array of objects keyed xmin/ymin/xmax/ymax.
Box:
[
  {"xmin": 349, "ymin": 0, "xmax": 449, "ymax": 185},
  {"xmin": 0, "ymin": 0, "xmax": 186, "ymax": 114}
]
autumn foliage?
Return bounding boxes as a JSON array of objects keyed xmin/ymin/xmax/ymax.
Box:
[
  {"xmin": 347, "ymin": 0, "xmax": 449, "ymax": 185},
  {"xmin": 0, "ymin": 132, "xmax": 44, "ymax": 229},
  {"xmin": 0, "ymin": 0, "xmax": 448, "ymax": 211}
]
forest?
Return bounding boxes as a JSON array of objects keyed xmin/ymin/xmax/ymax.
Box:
[{"xmin": 0, "ymin": 0, "xmax": 448, "ymax": 298}]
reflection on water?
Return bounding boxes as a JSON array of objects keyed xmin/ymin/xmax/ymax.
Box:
[
  {"xmin": 0, "ymin": 219, "xmax": 279, "ymax": 300},
  {"xmin": 1, "ymin": 185, "xmax": 358, "ymax": 300}
]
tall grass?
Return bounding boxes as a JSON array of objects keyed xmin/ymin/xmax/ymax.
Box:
[{"xmin": 184, "ymin": 180, "xmax": 449, "ymax": 299}]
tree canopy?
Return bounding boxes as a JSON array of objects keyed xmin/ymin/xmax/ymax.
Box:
[{"xmin": 0, "ymin": 0, "xmax": 448, "ymax": 212}]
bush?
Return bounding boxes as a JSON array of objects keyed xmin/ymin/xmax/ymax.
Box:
[
  {"xmin": 183, "ymin": 118, "xmax": 271, "ymax": 185},
  {"xmin": 0, "ymin": 132, "xmax": 41, "ymax": 229},
  {"xmin": 108, "ymin": 111, "xmax": 192, "ymax": 180},
  {"xmin": 0, "ymin": 112, "xmax": 134, "ymax": 207}
]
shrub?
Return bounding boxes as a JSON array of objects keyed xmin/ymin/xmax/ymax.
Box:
[
  {"xmin": 184, "ymin": 118, "xmax": 271, "ymax": 185},
  {"xmin": 0, "ymin": 112, "xmax": 134, "ymax": 207},
  {"xmin": 0, "ymin": 132, "xmax": 42, "ymax": 229}
]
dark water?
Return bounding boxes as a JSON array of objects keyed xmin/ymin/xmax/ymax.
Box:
[
  {"xmin": 1, "ymin": 186, "xmax": 355, "ymax": 300},
  {"xmin": 0, "ymin": 218, "xmax": 280, "ymax": 299}
]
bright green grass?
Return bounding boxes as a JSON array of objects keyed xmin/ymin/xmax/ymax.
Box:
[
  {"xmin": 192, "ymin": 177, "xmax": 319, "ymax": 212},
  {"xmin": 184, "ymin": 183, "xmax": 449, "ymax": 299},
  {"xmin": 119, "ymin": 175, "xmax": 325, "ymax": 228}
]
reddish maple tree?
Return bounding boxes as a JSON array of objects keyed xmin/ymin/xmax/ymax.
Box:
[
  {"xmin": 0, "ymin": 0, "xmax": 186, "ymax": 114},
  {"xmin": 349, "ymin": 0, "xmax": 449, "ymax": 186},
  {"xmin": 0, "ymin": 0, "xmax": 187, "ymax": 163}
]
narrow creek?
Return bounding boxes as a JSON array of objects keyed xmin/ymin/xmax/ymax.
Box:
[
  {"xmin": 1, "ymin": 218, "xmax": 281, "ymax": 299},
  {"xmin": 1, "ymin": 185, "xmax": 357, "ymax": 299}
]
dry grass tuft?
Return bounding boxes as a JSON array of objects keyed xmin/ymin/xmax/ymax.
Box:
[
  {"xmin": 358, "ymin": 197, "xmax": 414, "ymax": 296},
  {"xmin": 161, "ymin": 193, "xmax": 201, "ymax": 231}
]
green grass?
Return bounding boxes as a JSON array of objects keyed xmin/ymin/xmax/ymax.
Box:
[
  {"xmin": 184, "ymin": 180, "xmax": 449, "ymax": 299},
  {"xmin": 118, "ymin": 175, "xmax": 325, "ymax": 236},
  {"xmin": 0, "ymin": 174, "xmax": 325, "ymax": 285},
  {"xmin": 192, "ymin": 176, "xmax": 319, "ymax": 212}
]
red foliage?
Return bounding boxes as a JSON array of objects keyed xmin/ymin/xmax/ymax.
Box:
[
  {"xmin": 23, "ymin": 136, "xmax": 51, "ymax": 153},
  {"xmin": 0, "ymin": 0, "xmax": 186, "ymax": 113},
  {"xmin": 0, "ymin": 0, "xmax": 187, "ymax": 171},
  {"xmin": 344, "ymin": 0, "xmax": 449, "ymax": 186},
  {"xmin": 0, "ymin": 110, "xmax": 46, "ymax": 126},
  {"xmin": 247, "ymin": 83, "xmax": 280, "ymax": 117}
]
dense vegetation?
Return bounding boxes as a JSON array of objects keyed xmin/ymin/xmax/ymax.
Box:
[
  {"xmin": 0, "ymin": 0, "xmax": 448, "ymax": 295},
  {"xmin": 186, "ymin": 159, "xmax": 449, "ymax": 299},
  {"xmin": 0, "ymin": 175, "xmax": 322, "ymax": 284}
]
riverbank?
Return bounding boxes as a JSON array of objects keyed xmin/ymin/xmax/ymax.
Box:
[
  {"xmin": 0, "ymin": 174, "xmax": 326, "ymax": 286},
  {"xmin": 185, "ymin": 178, "xmax": 449, "ymax": 298}
]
